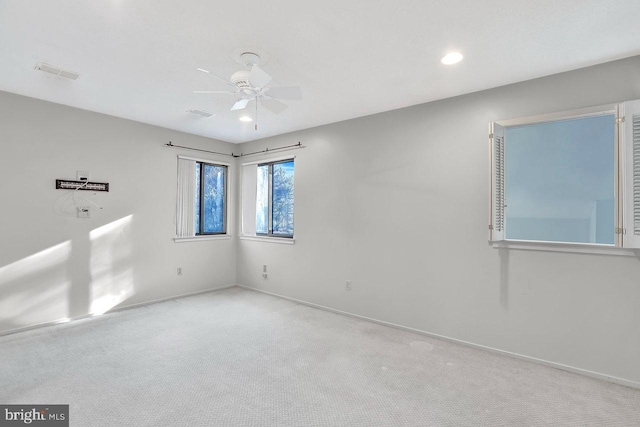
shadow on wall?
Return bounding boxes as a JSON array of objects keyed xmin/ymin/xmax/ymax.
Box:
[
  {"xmin": 0, "ymin": 215, "xmax": 136, "ymax": 334},
  {"xmin": 499, "ymin": 248, "xmax": 509, "ymax": 310}
]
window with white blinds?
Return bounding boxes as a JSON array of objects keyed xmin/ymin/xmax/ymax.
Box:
[
  {"xmin": 176, "ymin": 156, "xmax": 228, "ymax": 238},
  {"xmin": 489, "ymin": 100, "xmax": 640, "ymax": 250},
  {"xmin": 241, "ymin": 157, "xmax": 295, "ymax": 239}
]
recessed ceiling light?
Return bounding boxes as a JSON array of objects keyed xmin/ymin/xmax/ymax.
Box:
[
  {"xmin": 239, "ymin": 116, "xmax": 252, "ymax": 122},
  {"xmin": 441, "ymin": 52, "xmax": 463, "ymax": 65}
]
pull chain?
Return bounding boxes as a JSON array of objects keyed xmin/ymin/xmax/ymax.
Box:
[{"xmin": 255, "ymin": 96, "xmax": 258, "ymax": 131}]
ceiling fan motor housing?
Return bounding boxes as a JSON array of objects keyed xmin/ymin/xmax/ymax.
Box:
[{"xmin": 231, "ymin": 70, "xmax": 251, "ymax": 89}]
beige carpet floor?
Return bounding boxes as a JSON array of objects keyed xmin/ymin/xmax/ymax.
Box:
[{"xmin": 1, "ymin": 287, "xmax": 639, "ymax": 426}]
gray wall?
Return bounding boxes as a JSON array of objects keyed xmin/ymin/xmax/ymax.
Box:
[
  {"xmin": 236, "ymin": 56, "xmax": 640, "ymax": 386},
  {"xmin": 0, "ymin": 91, "xmax": 237, "ymax": 333}
]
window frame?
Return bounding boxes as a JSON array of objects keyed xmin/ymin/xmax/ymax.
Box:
[
  {"xmin": 256, "ymin": 158, "xmax": 295, "ymax": 239},
  {"xmin": 488, "ymin": 103, "xmax": 635, "ymax": 253},
  {"xmin": 195, "ymin": 161, "xmax": 228, "ymax": 236},
  {"xmin": 175, "ymin": 155, "xmax": 230, "ymax": 243}
]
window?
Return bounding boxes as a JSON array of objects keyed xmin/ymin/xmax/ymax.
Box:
[
  {"xmin": 240, "ymin": 157, "xmax": 296, "ymax": 242},
  {"xmin": 195, "ymin": 162, "xmax": 227, "ymax": 234},
  {"xmin": 489, "ymin": 100, "xmax": 640, "ymax": 250},
  {"xmin": 505, "ymin": 114, "xmax": 615, "ymax": 245},
  {"xmin": 256, "ymin": 160, "xmax": 295, "ymax": 237},
  {"xmin": 176, "ymin": 157, "xmax": 227, "ymax": 238}
]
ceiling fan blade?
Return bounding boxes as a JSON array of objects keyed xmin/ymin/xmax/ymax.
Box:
[
  {"xmin": 266, "ymin": 86, "xmax": 302, "ymax": 101},
  {"xmin": 260, "ymin": 98, "xmax": 287, "ymax": 115},
  {"xmin": 193, "ymin": 90, "xmax": 237, "ymax": 94},
  {"xmin": 196, "ymin": 67, "xmax": 236, "ymax": 88},
  {"xmin": 249, "ymin": 65, "xmax": 272, "ymax": 89},
  {"xmin": 231, "ymin": 98, "xmax": 250, "ymax": 111}
]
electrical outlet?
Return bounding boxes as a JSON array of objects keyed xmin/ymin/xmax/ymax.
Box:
[
  {"xmin": 262, "ymin": 264, "xmax": 267, "ymax": 279},
  {"xmin": 77, "ymin": 207, "xmax": 90, "ymax": 219},
  {"xmin": 345, "ymin": 280, "xmax": 352, "ymax": 291},
  {"xmin": 177, "ymin": 267, "xmax": 182, "ymax": 276}
]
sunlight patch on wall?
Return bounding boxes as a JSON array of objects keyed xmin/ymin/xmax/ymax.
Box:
[
  {"xmin": 89, "ymin": 215, "xmax": 135, "ymax": 315},
  {"xmin": 0, "ymin": 241, "xmax": 71, "ymax": 330}
]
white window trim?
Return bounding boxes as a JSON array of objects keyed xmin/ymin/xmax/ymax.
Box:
[
  {"xmin": 239, "ymin": 235, "xmax": 295, "ymax": 245},
  {"xmin": 495, "ymin": 104, "xmax": 618, "ymax": 128},
  {"xmin": 491, "ymin": 240, "xmax": 635, "ymax": 256},
  {"xmin": 489, "ymin": 102, "xmax": 638, "ymax": 253},
  {"xmin": 174, "ymin": 235, "xmax": 233, "ymax": 243},
  {"xmin": 240, "ymin": 154, "xmax": 296, "ymax": 167},
  {"xmin": 178, "ymin": 154, "xmax": 231, "ymax": 166}
]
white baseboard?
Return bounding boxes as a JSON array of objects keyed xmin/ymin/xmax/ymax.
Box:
[
  {"xmin": 237, "ymin": 285, "xmax": 640, "ymax": 390},
  {"xmin": 0, "ymin": 284, "xmax": 237, "ymax": 337},
  {"xmin": 109, "ymin": 284, "xmax": 237, "ymax": 313}
]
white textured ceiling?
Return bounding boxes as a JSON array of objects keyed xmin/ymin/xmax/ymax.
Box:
[{"xmin": 1, "ymin": 1, "xmax": 640, "ymax": 143}]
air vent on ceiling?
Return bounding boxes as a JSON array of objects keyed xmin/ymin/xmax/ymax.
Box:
[
  {"xmin": 187, "ymin": 108, "xmax": 214, "ymax": 118},
  {"xmin": 34, "ymin": 62, "xmax": 80, "ymax": 80}
]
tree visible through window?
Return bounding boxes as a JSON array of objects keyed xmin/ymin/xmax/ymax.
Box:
[
  {"xmin": 195, "ymin": 162, "xmax": 226, "ymax": 235},
  {"xmin": 256, "ymin": 160, "xmax": 294, "ymax": 237}
]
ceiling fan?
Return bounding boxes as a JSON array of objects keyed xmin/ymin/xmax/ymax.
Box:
[{"xmin": 194, "ymin": 52, "xmax": 301, "ymax": 130}]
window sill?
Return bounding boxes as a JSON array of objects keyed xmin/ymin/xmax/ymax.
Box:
[
  {"xmin": 174, "ymin": 235, "xmax": 232, "ymax": 243},
  {"xmin": 239, "ymin": 235, "xmax": 295, "ymax": 245},
  {"xmin": 491, "ymin": 240, "xmax": 636, "ymax": 256}
]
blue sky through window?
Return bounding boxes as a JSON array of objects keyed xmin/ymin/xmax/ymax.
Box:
[{"xmin": 504, "ymin": 114, "xmax": 615, "ymax": 244}]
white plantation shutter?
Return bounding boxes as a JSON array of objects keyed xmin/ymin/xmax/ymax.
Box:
[
  {"xmin": 622, "ymin": 99, "xmax": 640, "ymax": 248},
  {"xmin": 490, "ymin": 122, "xmax": 506, "ymax": 241},
  {"xmin": 633, "ymin": 115, "xmax": 640, "ymax": 235},
  {"xmin": 176, "ymin": 158, "xmax": 196, "ymax": 237}
]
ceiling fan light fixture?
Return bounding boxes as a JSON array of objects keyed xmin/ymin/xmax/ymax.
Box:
[
  {"xmin": 441, "ymin": 52, "xmax": 463, "ymax": 65},
  {"xmin": 193, "ymin": 55, "xmax": 300, "ymax": 129}
]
